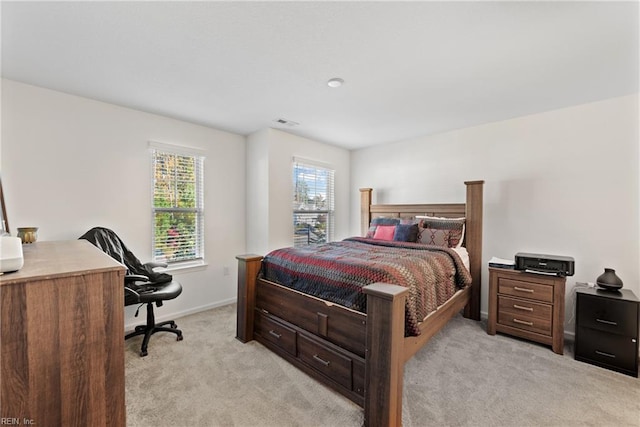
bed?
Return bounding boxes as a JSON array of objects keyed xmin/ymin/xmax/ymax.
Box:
[{"xmin": 236, "ymin": 181, "xmax": 484, "ymax": 427}]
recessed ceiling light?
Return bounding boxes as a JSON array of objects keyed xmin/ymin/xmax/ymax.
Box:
[{"xmin": 327, "ymin": 78, "xmax": 344, "ymax": 88}]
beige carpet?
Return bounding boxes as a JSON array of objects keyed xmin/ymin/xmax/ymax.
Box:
[{"xmin": 125, "ymin": 304, "xmax": 640, "ymax": 426}]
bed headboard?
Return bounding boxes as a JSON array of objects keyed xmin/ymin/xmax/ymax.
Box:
[{"xmin": 359, "ymin": 180, "xmax": 484, "ymax": 319}]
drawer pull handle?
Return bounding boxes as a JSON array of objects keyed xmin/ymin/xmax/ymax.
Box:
[
  {"xmin": 513, "ymin": 318, "xmax": 534, "ymax": 326},
  {"xmin": 595, "ymin": 350, "xmax": 616, "ymax": 359},
  {"xmin": 596, "ymin": 319, "xmax": 618, "ymax": 326},
  {"xmin": 268, "ymin": 330, "xmax": 282, "ymax": 339},
  {"xmin": 513, "ymin": 304, "xmax": 534, "ymax": 312},
  {"xmin": 513, "ymin": 286, "xmax": 534, "ymax": 293},
  {"xmin": 313, "ymin": 354, "xmax": 331, "ymax": 367}
]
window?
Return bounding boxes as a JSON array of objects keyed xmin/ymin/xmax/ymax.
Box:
[
  {"xmin": 293, "ymin": 158, "xmax": 335, "ymax": 246},
  {"xmin": 151, "ymin": 142, "xmax": 205, "ymax": 264}
]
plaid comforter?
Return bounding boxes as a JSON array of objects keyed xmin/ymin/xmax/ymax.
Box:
[{"xmin": 261, "ymin": 237, "xmax": 472, "ymax": 336}]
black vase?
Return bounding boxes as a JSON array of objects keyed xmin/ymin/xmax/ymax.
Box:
[{"xmin": 596, "ymin": 268, "xmax": 623, "ymax": 291}]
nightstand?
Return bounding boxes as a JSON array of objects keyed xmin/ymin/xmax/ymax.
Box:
[
  {"xmin": 575, "ymin": 288, "xmax": 639, "ymax": 377},
  {"xmin": 488, "ymin": 267, "xmax": 566, "ymax": 354}
]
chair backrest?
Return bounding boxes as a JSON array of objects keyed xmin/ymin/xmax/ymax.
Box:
[{"xmin": 79, "ymin": 227, "xmax": 172, "ymax": 284}]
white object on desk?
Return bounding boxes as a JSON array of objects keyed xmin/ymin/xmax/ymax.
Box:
[
  {"xmin": 0, "ymin": 236, "xmax": 24, "ymax": 273},
  {"xmin": 488, "ymin": 256, "xmax": 515, "ymax": 266}
]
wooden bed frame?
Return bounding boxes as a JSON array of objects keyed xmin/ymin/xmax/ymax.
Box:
[{"xmin": 236, "ymin": 181, "xmax": 484, "ymax": 426}]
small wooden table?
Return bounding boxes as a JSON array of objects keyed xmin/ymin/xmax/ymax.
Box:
[{"xmin": 487, "ymin": 267, "xmax": 566, "ymax": 355}]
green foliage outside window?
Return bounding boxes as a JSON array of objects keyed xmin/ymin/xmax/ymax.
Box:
[{"xmin": 152, "ymin": 149, "xmax": 203, "ymax": 263}]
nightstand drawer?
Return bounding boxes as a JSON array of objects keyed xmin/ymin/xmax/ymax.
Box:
[
  {"xmin": 575, "ymin": 326, "xmax": 638, "ymax": 374},
  {"xmin": 577, "ymin": 294, "xmax": 638, "ymax": 337},
  {"xmin": 499, "ymin": 296, "xmax": 552, "ymax": 321},
  {"xmin": 255, "ymin": 310, "xmax": 297, "ymax": 356},
  {"xmin": 498, "ymin": 311, "xmax": 551, "ymax": 336},
  {"xmin": 498, "ymin": 278, "xmax": 553, "ymax": 303}
]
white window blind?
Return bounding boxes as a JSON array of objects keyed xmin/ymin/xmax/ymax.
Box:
[
  {"xmin": 151, "ymin": 142, "xmax": 204, "ymax": 263},
  {"xmin": 293, "ymin": 158, "xmax": 335, "ymax": 246}
]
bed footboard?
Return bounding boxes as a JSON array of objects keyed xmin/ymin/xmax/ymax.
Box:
[{"xmin": 236, "ymin": 255, "xmax": 411, "ymax": 426}]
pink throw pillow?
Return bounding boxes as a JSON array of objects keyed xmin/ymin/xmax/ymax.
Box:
[{"xmin": 373, "ymin": 225, "xmax": 396, "ymax": 241}]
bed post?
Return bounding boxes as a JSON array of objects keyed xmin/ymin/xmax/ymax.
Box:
[
  {"xmin": 360, "ymin": 188, "xmax": 373, "ymax": 237},
  {"xmin": 362, "ymin": 283, "xmax": 409, "ymax": 427},
  {"xmin": 236, "ymin": 254, "xmax": 263, "ymax": 343},
  {"xmin": 463, "ymin": 180, "xmax": 484, "ymax": 321}
]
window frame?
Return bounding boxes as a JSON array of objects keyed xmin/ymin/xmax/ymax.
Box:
[
  {"xmin": 150, "ymin": 141, "xmax": 205, "ymax": 266},
  {"xmin": 292, "ymin": 157, "xmax": 335, "ymax": 246}
]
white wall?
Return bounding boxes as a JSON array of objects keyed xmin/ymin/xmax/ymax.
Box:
[
  {"xmin": 246, "ymin": 128, "xmax": 350, "ymax": 255},
  {"xmin": 246, "ymin": 129, "xmax": 270, "ymax": 254},
  {"xmin": 1, "ymin": 79, "xmax": 246, "ymax": 326},
  {"xmin": 350, "ymin": 94, "xmax": 639, "ymax": 334}
]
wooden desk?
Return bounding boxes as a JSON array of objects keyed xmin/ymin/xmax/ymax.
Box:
[{"xmin": 1, "ymin": 240, "xmax": 126, "ymax": 426}]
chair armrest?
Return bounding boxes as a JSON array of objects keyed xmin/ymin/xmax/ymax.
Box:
[
  {"xmin": 125, "ymin": 274, "xmax": 150, "ymax": 283},
  {"xmin": 125, "ymin": 286, "xmax": 140, "ymax": 299},
  {"xmin": 143, "ymin": 261, "xmax": 168, "ymax": 269},
  {"xmin": 125, "ymin": 282, "xmax": 156, "ymax": 301}
]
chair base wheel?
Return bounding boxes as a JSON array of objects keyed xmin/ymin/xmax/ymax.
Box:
[
  {"xmin": 177, "ymin": 335, "xmax": 184, "ymax": 341},
  {"xmin": 125, "ymin": 302, "xmax": 183, "ymax": 356}
]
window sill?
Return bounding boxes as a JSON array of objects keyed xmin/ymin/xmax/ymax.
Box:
[{"xmin": 157, "ymin": 260, "xmax": 208, "ymax": 274}]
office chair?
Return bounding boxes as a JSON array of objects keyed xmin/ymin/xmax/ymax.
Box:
[{"xmin": 79, "ymin": 227, "xmax": 183, "ymax": 356}]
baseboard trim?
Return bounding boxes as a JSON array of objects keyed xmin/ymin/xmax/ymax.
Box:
[{"xmin": 125, "ymin": 297, "xmax": 237, "ymax": 331}]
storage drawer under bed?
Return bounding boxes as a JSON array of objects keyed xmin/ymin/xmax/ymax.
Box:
[
  {"xmin": 254, "ymin": 310, "xmax": 297, "ymax": 356},
  {"xmin": 255, "ymin": 279, "xmax": 367, "ymax": 357},
  {"xmin": 253, "ymin": 308, "xmax": 365, "ymax": 399},
  {"xmin": 298, "ymin": 333, "xmax": 353, "ymax": 390}
]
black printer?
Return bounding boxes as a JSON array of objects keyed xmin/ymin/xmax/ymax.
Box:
[{"xmin": 515, "ymin": 252, "xmax": 575, "ymax": 277}]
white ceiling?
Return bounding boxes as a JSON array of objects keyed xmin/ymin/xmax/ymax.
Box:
[{"xmin": 2, "ymin": 1, "xmax": 638, "ymax": 150}]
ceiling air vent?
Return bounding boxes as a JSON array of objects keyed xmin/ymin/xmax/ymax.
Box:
[{"xmin": 273, "ymin": 118, "xmax": 299, "ymax": 127}]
